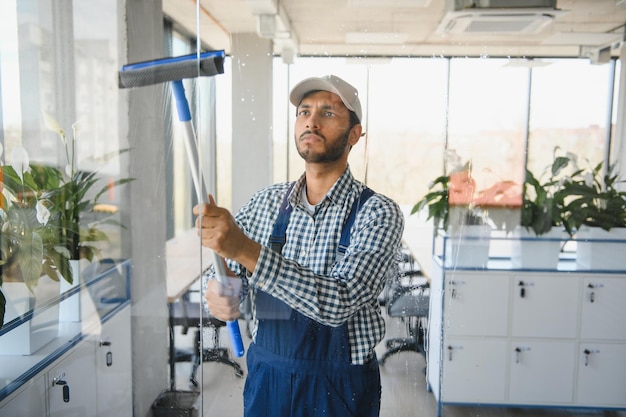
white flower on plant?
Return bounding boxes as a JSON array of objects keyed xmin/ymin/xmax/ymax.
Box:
[
  {"xmin": 43, "ymin": 112, "xmax": 78, "ymax": 177},
  {"xmin": 10, "ymin": 145, "xmax": 30, "ymax": 182},
  {"xmin": 42, "ymin": 111, "xmax": 65, "ymax": 141},
  {"xmin": 36, "ymin": 200, "xmax": 50, "ymax": 225},
  {"xmin": 584, "ymin": 172, "xmax": 594, "ymax": 188}
]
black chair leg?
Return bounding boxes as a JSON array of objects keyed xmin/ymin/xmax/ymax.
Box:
[
  {"xmin": 188, "ymin": 326, "xmax": 244, "ymax": 387},
  {"xmin": 380, "ymin": 317, "xmax": 427, "ymax": 366}
]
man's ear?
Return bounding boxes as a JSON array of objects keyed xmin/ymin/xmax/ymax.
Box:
[{"xmin": 348, "ymin": 124, "xmax": 362, "ymax": 147}]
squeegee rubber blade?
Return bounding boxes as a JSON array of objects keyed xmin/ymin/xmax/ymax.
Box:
[{"xmin": 118, "ymin": 55, "xmax": 224, "ymax": 88}]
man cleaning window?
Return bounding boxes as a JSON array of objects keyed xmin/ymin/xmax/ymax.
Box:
[{"xmin": 195, "ymin": 74, "xmax": 404, "ymax": 417}]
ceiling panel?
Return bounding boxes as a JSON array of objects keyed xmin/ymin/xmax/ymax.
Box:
[{"xmin": 165, "ymin": 0, "xmax": 626, "ymax": 58}]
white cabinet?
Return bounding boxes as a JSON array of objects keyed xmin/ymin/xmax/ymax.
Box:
[
  {"xmin": 96, "ymin": 306, "xmax": 132, "ymax": 416},
  {"xmin": 48, "ymin": 340, "xmax": 98, "ymax": 416},
  {"xmin": 48, "ymin": 305, "xmax": 132, "ymax": 417},
  {"xmin": 444, "ymin": 273, "xmax": 510, "ymax": 337},
  {"xmin": 0, "ymin": 375, "xmax": 47, "ymax": 417},
  {"xmin": 428, "ymin": 262, "xmax": 626, "ymax": 415},
  {"xmin": 441, "ymin": 337, "xmax": 508, "ymax": 403},
  {"xmin": 508, "ymin": 340, "xmax": 576, "ymax": 404},
  {"xmin": 511, "ymin": 274, "xmax": 580, "ymax": 338},
  {"xmin": 0, "ymin": 306, "xmax": 132, "ymax": 417},
  {"xmin": 577, "ymin": 342, "xmax": 626, "ymax": 406},
  {"xmin": 0, "ymin": 260, "xmax": 132, "ymax": 416},
  {"xmin": 580, "ymin": 276, "xmax": 626, "ymax": 340}
]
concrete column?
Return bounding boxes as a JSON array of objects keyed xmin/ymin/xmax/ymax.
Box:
[
  {"xmin": 122, "ymin": 1, "xmax": 169, "ymax": 416},
  {"xmin": 230, "ymin": 33, "xmax": 274, "ymax": 211}
]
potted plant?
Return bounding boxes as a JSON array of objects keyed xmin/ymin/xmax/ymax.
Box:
[
  {"xmin": 511, "ymin": 150, "xmax": 575, "ymax": 269},
  {"xmin": 412, "ymin": 153, "xmax": 491, "ymax": 268},
  {"xmin": 559, "ymin": 159, "xmax": 626, "ymax": 270},
  {"xmin": 0, "ymin": 114, "xmax": 133, "ymax": 337}
]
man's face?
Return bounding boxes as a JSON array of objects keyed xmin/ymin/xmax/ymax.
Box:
[{"xmin": 294, "ymin": 91, "xmax": 360, "ymax": 164}]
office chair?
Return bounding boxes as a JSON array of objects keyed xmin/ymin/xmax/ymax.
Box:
[
  {"xmin": 379, "ymin": 245, "xmax": 430, "ymax": 366},
  {"xmin": 170, "ymin": 291, "xmax": 244, "ymax": 388}
]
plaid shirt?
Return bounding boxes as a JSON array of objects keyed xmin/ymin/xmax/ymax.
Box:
[{"xmin": 214, "ymin": 168, "xmax": 404, "ymax": 364}]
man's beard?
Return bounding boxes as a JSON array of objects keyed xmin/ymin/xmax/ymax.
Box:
[{"xmin": 295, "ymin": 128, "xmax": 350, "ymax": 163}]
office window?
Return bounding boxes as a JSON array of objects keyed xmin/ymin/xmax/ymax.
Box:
[
  {"xmin": 366, "ymin": 58, "xmax": 448, "ymax": 206},
  {"xmin": 527, "ymin": 59, "xmax": 617, "ymax": 176},
  {"xmin": 447, "ymin": 58, "xmax": 529, "ymax": 204},
  {"xmin": 0, "ymin": 0, "xmax": 126, "ymax": 259},
  {"xmin": 273, "ymin": 57, "xmax": 618, "ymax": 218}
]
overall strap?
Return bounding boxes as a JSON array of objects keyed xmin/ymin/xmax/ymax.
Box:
[
  {"xmin": 336, "ymin": 187, "xmax": 374, "ymax": 261},
  {"xmin": 269, "ymin": 183, "xmax": 374, "ymax": 262},
  {"xmin": 269, "ymin": 182, "xmax": 296, "ymax": 253}
]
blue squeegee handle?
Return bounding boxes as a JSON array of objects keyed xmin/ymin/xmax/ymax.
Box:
[{"xmin": 171, "ymin": 80, "xmax": 244, "ymax": 358}]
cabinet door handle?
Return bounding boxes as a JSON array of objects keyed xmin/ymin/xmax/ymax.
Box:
[
  {"xmin": 518, "ymin": 281, "xmax": 534, "ymax": 298},
  {"xmin": 54, "ymin": 379, "xmax": 70, "ymax": 403},
  {"xmin": 514, "ymin": 346, "xmax": 530, "ymax": 364},
  {"xmin": 587, "ymin": 283, "xmax": 604, "ymax": 303},
  {"xmin": 447, "ymin": 345, "xmax": 453, "ymax": 361},
  {"xmin": 100, "ymin": 339, "xmax": 113, "ymax": 366},
  {"xmin": 583, "ymin": 348, "xmax": 600, "ymax": 366}
]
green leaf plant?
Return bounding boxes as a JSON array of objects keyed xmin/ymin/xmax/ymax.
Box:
[
  {"xmin": 560, "ymin": 160, "xmax": 626, "ymax": 235},
  {"xmin": 0, "ymin": 115, "xmax": 133, "ymax": 328},
  {"xmin": 521, "ymin": 148, "xmax": 575, "ymax": 236}
]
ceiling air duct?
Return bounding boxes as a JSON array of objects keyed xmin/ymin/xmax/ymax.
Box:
[{"xmin": 437, "ymin": 0, "xmax": 566, "ymax": 35}]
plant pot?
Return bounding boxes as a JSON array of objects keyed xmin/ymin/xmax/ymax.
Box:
[
  {"xmin": 511, "ymin": 226, "xmax": 565, "ymax": 270},
  {"xmin": 0, "ymin": 279, "xmax": 60, "ymax": 355},
  {"xmin": 444, "ymin": 224, "xmax": 491, "ymax": 268},
  {"xmin": 576, "ymin": 226, "xmax": 626, "ymax": 271},
  {"xmin": 59, "ymin": 259, "xmax": 81, "ymax": 322}
]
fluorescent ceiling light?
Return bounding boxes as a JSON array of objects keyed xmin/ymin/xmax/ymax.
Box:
[{"xmin": 345, "ymin": 32, "xmax": 408, "ymax": 44}]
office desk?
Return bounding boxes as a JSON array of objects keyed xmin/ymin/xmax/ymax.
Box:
[
  {"xmin": 166, "ymin": 228, "xmax": 213, "ymax": 390},
  {"xmin": 166, "ymin": 228, "xmax": 212, "ymax": 303}
]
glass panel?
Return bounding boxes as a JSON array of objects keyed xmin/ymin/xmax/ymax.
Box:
[
  {"xmin": 366, "ymin": 58, "xmax": 448, "ymax": 206},
  {"xmin": 447, "ymin": 58, "xmax": 528, "ymax": 214},
  {"xmin": 528, "ymin": 59, "xmax": 614, "ymax": 177},
  {"xmin": 1, "ymin": 1, "xmax": 133, "ymax": 413},
  {"xmin": 1, "ymin": 2, "xmax": 622, "ymax": 415}
]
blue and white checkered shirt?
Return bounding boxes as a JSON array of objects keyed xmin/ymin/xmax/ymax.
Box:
[{"xmin": 217, "ymin": 168, "xmax": 404, "ymax": 364}]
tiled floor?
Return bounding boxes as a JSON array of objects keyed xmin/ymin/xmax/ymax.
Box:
[{"xmin": 171, "ymin": 314, "xmax": 626, "ymax": 417}]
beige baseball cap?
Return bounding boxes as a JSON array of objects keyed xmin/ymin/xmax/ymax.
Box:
[{"xmin": 289, "ymin": 75, "xmax": 362, "ymax": 123}]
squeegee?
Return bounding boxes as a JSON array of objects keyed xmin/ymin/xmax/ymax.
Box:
[{"xmin": 119, "ymin": 50, "xmax": 244, "ymax": 357}]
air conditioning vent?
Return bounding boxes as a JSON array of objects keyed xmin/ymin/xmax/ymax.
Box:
[
  {"xmin": 438, "ymin": 10, "xmax": 560, "ymax": 34},
  {"xmin": 438, "ymin": 0, "xmax": 566, "ymax": 34}
]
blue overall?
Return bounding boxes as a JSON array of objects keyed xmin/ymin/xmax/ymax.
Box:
[{"xmin": 243, "ymin": 185, "xmax": 381, "ymax": 417}]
